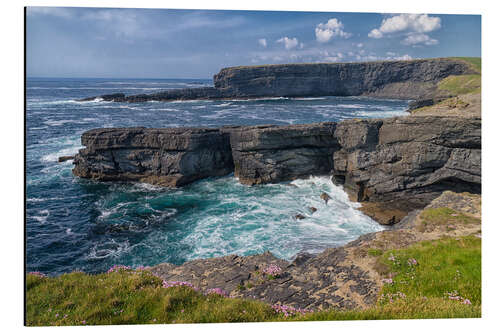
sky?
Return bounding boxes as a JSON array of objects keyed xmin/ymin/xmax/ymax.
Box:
[{"xmin": 26, "ymin": 7, "xmax": 481, "ymax": 79}]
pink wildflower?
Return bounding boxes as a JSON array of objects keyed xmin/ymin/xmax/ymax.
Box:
[
  {"xmin": 29, "ymin": 271, "xmax": 47, "ymax": 278},
  {"xmin": 107, "ymin": 265, "xmax": 131, "ymax": 273},
  {"xmin": 407, "ymin": 258, "xmax": 418, "ymax": 266},
  {"xmin": 162, "ymin": 281, "xmax": 196, "ymax": 289},
  {"xmin": 261, "ymin": 264, "xmax": 282, "ymax": 277},
  {"xmin": 381, "ymin": 278, "xmax": 393, "ymax": 284},
  {"xmin": 462, "ymin": 299, "xmax": 472, "ymax": 305},
  {"xmin": 205, "ymin": 288, "xmax": 228, "ymax": 297}
]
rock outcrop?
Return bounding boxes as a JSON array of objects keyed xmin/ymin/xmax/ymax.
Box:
[
  {"xmin": 332, "ymin": 116, "xmax": 481, "ymax": 223},
  {"xmin": 73, "ymin": 116, "xmax": 481, "ymax": 224},
  {"xmin": 229, "ymin": 123, "xmax": 339, "ymax": 185},
  {"xmin": 80, "ymin": 58, "xmax": 476, "ymax": 102},
  {"xmin": 72, "ymin": 127, "xmax": 234, "ymax": 187}
]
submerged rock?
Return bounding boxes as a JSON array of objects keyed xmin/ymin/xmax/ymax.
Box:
[
  {"xmin": 58, "ymin": 155, "xmax": 74, "ymax": 163},
  {"xmin": 320, "ymin": 192, "xmax": 332, "ymax": 204}
]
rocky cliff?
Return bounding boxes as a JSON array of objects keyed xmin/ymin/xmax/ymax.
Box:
[
  {"xmin": 229, "ymin": 123, "xmax": 339, "ymax": 184},
  {"xmin": 72, "ymin": 115, "xmax": 481, "ymax": 223},
  {"xmin": 80, "ymin": 58, "xmax": 476, "ymax": 102},
  {"xmin": 331, "ymin": 116, "xmax": 481, "ymax": 223},
  {"xmin": 72, "ymin": 127, "xmax": 234, "ymax": 187}
]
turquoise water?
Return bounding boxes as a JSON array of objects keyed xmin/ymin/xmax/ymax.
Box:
[{"xmin": 26, "ymin": 78, "xmax": 409, "ymax": 275}]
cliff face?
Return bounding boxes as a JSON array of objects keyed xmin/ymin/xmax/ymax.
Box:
[
  {"xmin": 212, "ymin": 58, "xmax": 473, "ymax": 99},
  {"xmin": 229, "ymin": 123, "xmax": 339, "ymax": 184},
  {"xmin": 72, "ymin": 127, "xmax": 234, "ymax": 187},
  {"xmin": 73, "ymin": 116, "xmax": 481, "ymax": 223},
  {"xmin": 80, "ymin": 58, "xmax": 475, "ymax": 102},
  {"xmin": 331, "ymin": 117, "xmax": 481, "ymax": 222}
]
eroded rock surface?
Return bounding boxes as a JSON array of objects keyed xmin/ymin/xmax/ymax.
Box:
[
  {"xmin": 229, "ymin": 123, "xmax": 338, "ymax": 185},
  {"xmin": 72, "ymin": 127, "xmax": 234, "ymax": 187},
  {"xmin": 332, "ymin": 116, "xmax": 481, "ymax": 223}
]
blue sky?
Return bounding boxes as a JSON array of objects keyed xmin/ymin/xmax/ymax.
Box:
[{"xmin": 26, "ymin": 7, "xmax": 481, "ymax": 79}]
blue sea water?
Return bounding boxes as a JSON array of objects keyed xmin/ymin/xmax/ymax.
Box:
[{"xmin": 26, "ymin": 78, "xmax": 410, "ymax": 275}]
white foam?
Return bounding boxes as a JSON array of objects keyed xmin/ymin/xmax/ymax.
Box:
[
  {"xmin": 31, "ymin": 209, "xmax": 50, "ymax": 224},
  {"xmin": 291, "ymin": 97, "xmax": 327, "ymax": 101}
]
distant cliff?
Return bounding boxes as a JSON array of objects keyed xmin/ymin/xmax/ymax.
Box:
[{"xmin": 81, "ymin": 58, "xmax": 476, "ymax": 102}]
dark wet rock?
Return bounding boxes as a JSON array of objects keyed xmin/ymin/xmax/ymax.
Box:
[
  {"xmin": 72, "ymin": 127, "xmax": 234, "ymax": 187},
  {"xmin": 229, "ymin": 123, "xmax": 339, "ymax": 185},
  {"xmin": 308, "ymin": 207, "xmax": 317, "ymax": 213},
  {"xmin": 58, "ymin": 155, "xmax": 74, "ymax": 162},
  {"xmin": 320, "ymin": 192, "xmax": 332, "ymax": 204},
  {"xmin": 294, "ymin": 214, "xmax": 306, "ymax": 220}
]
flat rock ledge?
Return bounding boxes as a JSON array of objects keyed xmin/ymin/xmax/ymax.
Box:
[
  {"xmin": 73, "ymin": 116, "xmax": 481, "ymax": 223},
  {"xmin": 149, "ymin": 191, "xmax": 481, "ymax": 311}
]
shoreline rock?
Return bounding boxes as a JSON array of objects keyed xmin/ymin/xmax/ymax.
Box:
[
  {"xmin": 72, "ymin": 127, "xmax": 234, "ymax": 187},
  {"xmin": 72, "ymin": 116, "xmax": 481, "ymax": 225}
]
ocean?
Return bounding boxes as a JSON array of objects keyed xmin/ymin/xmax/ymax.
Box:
[{"xmin": 26, "ymin": 77, "xmax": 410, "ymax": 275}]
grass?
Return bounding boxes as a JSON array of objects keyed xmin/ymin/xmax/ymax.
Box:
[
  {"xmin": 375, "ymin": 236, "xmax": 481, "ymax": 310},
  {"xmin": 417, "ymin": 207, "xmax": 480, "ymax": 232},
  {"xmin": 437, "ymin": 74, "xmax": 481, "ymax": 95},
  {"xmin": 26, "ymin": 235, "xmax": 481, "ymax": 326},
  {"xmin": 26, "ymin": 270, "xmax": 277, "ymax": 326},
  {"xmin": 451, "ymin": 57, "xmax": 481, "ymax": 73}
]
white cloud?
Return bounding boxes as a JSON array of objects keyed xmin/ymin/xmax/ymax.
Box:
[
  {"xmin": 356, "ymin": 43, "xmax": 364, "ymax": 48},
  {"xmin": 315, "ymin": 18, "xmax": 351, "ymax": 43},
  {"xmin": 258, "ymin": 38, "xmax": 267, "ymax": 47},
  {"xmin": 276, "ymin": 37, "xmax": 299, "ymax": 50},
  {"xmin": 368, "ymin": 29, "xmax": 383, "ymax": 39},
  {"xmin": 402, "ymin": 33, "xmax": 438, "ymax": 46},
  {"xmin": 394, "ymin": 54, "xmax": 413, "ymax": 60},
  {"xmin": 368, "ymin": 14, "xmax": 441, "ymax": 41}
]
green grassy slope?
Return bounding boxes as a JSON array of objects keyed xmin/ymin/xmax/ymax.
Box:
[{"xmin": 26, "ymin": 234, "xmax": 481, "ymax": 326}]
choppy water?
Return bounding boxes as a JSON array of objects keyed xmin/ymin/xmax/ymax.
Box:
[{"xmin": 26, "ymin": 78, "xmax": 409, "ymax": 275}]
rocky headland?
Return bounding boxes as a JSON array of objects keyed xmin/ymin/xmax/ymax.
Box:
[
  {"xmin": 80, "ymin": 58, "xmax": 476, "ymax": 103},
  {"xmin": 69, "ymin": 57, "xmax": 481, "ymax": 312},
  {"xmin": 72, "ymin": 115, "xmax": 480, "ymax": 224}
]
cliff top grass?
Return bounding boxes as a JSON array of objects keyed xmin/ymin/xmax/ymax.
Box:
[
  {"xmin": 222, "ymin": 57, "xmax": 469, "ymax": 71},
  {"xmin": 26, "ymin": 234, "xmax": 480, "ymax": 326}
]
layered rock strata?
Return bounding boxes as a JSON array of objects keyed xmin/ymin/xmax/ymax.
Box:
[
  {"xmin": 72, "ymin": 127, "xmax": 234, "ymax": 187},
  {"xmin": 331, "ymin": 116, "xmax": 481, "ymax": 223},
  {"xmin": 228, "ymin": 123, "xmax": 339, "ymax": 185},
  {"xmin": 73, "ymin": 116, "xmax": 481, "ymax": 223},
  {"xmin": 80, "ymin": 58, "xmax": 476, "ymax": 102}
]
